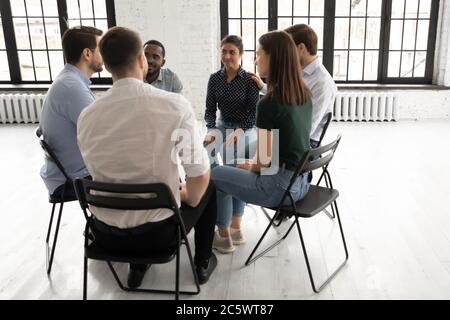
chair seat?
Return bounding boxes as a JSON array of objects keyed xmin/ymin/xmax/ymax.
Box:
[
  {"xmin": 48, "ymin": 194, "xmax": 78, "ymax": 203},
  {"xmin": 276, "ymin": 185, "xmax": 339, "ymax": 218},
  {"xmin": 85, "ymin": 241, "xmax": 176, "ymax": 265}
]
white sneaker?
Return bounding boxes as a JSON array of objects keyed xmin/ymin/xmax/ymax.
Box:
[
  {"xmin": 230, "ymin": 228, "xmax": 246, "ymax": 245},
  {"xmin": 213, "ymin": 231, "xmax": 236, "ymax": 254}
]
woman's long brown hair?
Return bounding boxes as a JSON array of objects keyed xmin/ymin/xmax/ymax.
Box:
[{"xmin": 259, "ymin": 30, "xmax": 310, "ymax": 106}]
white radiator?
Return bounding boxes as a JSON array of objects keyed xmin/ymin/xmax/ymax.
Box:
[
  {"xmin": 334, "ymin": 92, "xmax": 399, "ymax": 122},
  {"xmin": 0, "ymin": 93, "xmax": 45, "ymax": 124}
]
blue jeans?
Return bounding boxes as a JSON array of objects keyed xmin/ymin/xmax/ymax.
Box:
[
  {"xmin": 212, "ymin": 165, "xmax": 310, "ymax": 228},
  {"xmin": 206, "ymin": 120, "xmax": 257, "ymax": 168}
]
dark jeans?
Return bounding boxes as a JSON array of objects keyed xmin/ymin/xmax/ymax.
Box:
[
  {"xmin": 90, "ymin": 182, "xmax": 217, "ymax": 267},
  {"xmin": 51, "ymin": 175, "xmax": 92, "ymax": 198}
]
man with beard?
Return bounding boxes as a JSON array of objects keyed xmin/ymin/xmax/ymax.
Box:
[
  {"xmin": 143, "ymin": 40, "xmax": 183, "ymax": 93},
  {"xmin": 39, "ymin": 26, "xmax": 103, "ymax": 198}
]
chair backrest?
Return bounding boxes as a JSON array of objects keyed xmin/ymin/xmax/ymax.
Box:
[
  {"xmin": 74, "ymin": 178, "xmax": 180, "ymax": 215},
  {"xmin": 290, "ymin": 135, "xmax": 342, "ymax": 184},
  {"xmin": 35, "ymin": 127, "xmax": 71, "ymax": 181},
  {"xmin": 318, "ymin": 112, "xmax": 333, "ymax": 146}
]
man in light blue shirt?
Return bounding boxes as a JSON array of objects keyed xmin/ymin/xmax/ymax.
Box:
[
  {"xmin": 143, "ymin": 40, "xmax": 183, "ymax": 93},
  {"xmin": 39, "ymin": 26, "xmax": 104, "ymax": 197}
]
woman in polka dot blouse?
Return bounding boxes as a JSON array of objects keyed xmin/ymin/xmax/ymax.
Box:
[{"xmin": 203, "ymin": 35, "xmax": 260, "ymax": 167}]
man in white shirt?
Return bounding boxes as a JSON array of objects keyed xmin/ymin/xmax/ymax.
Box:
[
  {"xmin": 250, "ymin": 24, "xmax": 337, "ymax": 148},
  {"xmin": 77, "ymin": 27, "xmax": 217, "ymax": 289}
]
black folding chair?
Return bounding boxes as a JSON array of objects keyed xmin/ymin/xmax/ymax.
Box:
[
  {"xmin": 73, "ymin": 178, "xmax": 200, "ymax": 300},
  {"xmin": 246, "ymin": 135, "xmax": 349, "ymax": 293},
  {"xmin": 35, "ymin": 127, "xmax": 77, "ymax": 275}
]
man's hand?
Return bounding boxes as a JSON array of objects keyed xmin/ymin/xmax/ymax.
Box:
[
  {"xmin": 247, "ymin": 71, "xmax": 265, "ymax": 90},
  {"xmin": 237, "ymin": 160, "xmax": 253, "ymax": 171}
]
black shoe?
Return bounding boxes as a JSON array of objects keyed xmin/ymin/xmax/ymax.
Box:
[
  {"xmin": 196, "ymin": 253, "xmax": 217, "ymax": 285},
  {"xmin": 127, "ymin": 264, "xmax": 150, "ymax": 289}
]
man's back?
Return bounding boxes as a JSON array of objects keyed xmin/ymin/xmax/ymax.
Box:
[
  {"xmin": 40, "ymin": 64, "xmax": 94, "ymax": 194},
  {"xmin": 77, "ymin": 78, "xmax": 208, "ymax": 229}
]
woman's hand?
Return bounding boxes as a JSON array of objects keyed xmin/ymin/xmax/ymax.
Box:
[{"xmin": 247, "ymin": 71, "xmax": 265, "ymax": 90}]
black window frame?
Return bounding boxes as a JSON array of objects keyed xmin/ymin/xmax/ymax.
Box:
[
  {"xmin": 0, "ymin": 0, "xmax": 116, "ymax": 85},
  {"xmin": 220, "ymin": 0, "xmax": 440, "ymax": 85}
]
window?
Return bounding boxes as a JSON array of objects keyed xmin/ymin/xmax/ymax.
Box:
[
  {"xmin": 220, "ymin": 0, "xmax": 440, "ymax": 84},
  {"xmin": 0, "ymin": 0, "xmax": 116, "ymax": 85}
]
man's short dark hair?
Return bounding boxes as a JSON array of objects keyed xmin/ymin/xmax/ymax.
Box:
[
  {"xmin": 61, "ymin": 26, "xmax": 103, "ymax": 64},
  {"xmin": 284, "ymin": 24, "xmax": 318, "ymax": 55},
  {"xmin": 100, "ymin": 27, "xmax": 143, "ymax": 74},
  {"xmin": 143, "ymin": 40, "xmax": 166, "ymax": 58}
]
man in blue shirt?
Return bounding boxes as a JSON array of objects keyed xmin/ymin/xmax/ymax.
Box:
[
  {"xmin": 39, "ymin": 26, "xmax": 103, "ymax": 197},
  {"xmin": 143, "ymin": 40, "xmax": 183, "ymax": 93}
]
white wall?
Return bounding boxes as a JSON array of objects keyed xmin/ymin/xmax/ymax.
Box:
[
  {"xmin": 114, "ymin": 0, "xmax": 450, "ymax": 120},
  {"xmin": 114, "ymin": 0, "xmax": 220, "ymax": 119}
]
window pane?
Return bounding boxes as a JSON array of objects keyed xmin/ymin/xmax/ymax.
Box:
[
  {"xmin": 400, "ymin": 51, "xmax": 414, "ymax": 77},
  {"xmin": 389, "ymin": 20, "xmax": 403, "ymax": 51},
  {"xmin": 242, "ymin": 51, "xmax": 255, "ymax": 73},
  {"xmin": 67, "ymin": 0, "xmax": 80, "ymax": 20},
  {"xmin": 364, "ymin": 51, "xmax": 378, "ymax": 81},
  {"xmin": 33, "ymin": 51, "xmax": 50, "ymax": 81},
  {"xmin": 42, "ymin": 0, "xmax": 58, "ymax": 16},
  {"xmin": 256, "ymin": 0, "xmax": 267, "ymax": 18},
  {"xmin": 414, "ymin": 51, "xmax": 427, "ymax": 77},
  {"xmin": 68, "ymin": 19, "xmax": 81, "ymax": 28},
  {"xmin": 81, "ymin": 19, "xmax": 95, "ymax": 27},
  {"xmin": 0, "ymin": 16, "xmax": 5, "ymax": 49},
  {"xmin": 18, "ymin": 50, "xmax": 35, "ymax": 80},
  {"xmin": 228, "ymin": 0, "xmax": 240, "ymax": 18},
  {"xmin": 388, "ymin": 51, "xmax": 401, "ymax": 77},
  {"xmin": 405, "ymin": 0, "xmax": 419, "ymax": 19},
  {"xmin": 391, "ymin": 0, "xmax": 405, "ymax": 19},
  {"xmin": 277, "ymin": 18, "xmax": 292, "ymax": 31},
  {"xmin": 242, "ymin": 20, "xmax": 255, "ymax": 50},
  {"xmin": 79, "ymin": 0, "xmax": 94, "ymax": 19},
  {"xmin": 29, "ymin": 18, "xmax": 47, "ymax": 50},
  {"xmin": 255, "ymin": 19, "xmax": 268, "ymax": 43},
  {"xmin": 351, "ymin": 0, "xmax": 366, "ymax": 17},
  {"xmin": 349, "ymin": 18, "xmax": 365, "ymax": 50},
  {"xmin": 93, "ymin": 0, "xmax": 108, "ymax": 18},
  {"xmin": 0, "ymin": 51, "xmax": 10, "ymax": 81},
  {"xmin": 310, "ymin": 0, "xmax": 324, "ymax": 17},
  {"xmin": 242, "ymin": 0, "xmax": 254, "ymax": 18},
  {"xmin": 49, "ymin": 50, "xmax": 64, "ymax": 79},
  {"xmin": 309, "ymin": 18, "xmax": 324, "ymax": 50},
  {"xmin": 292, "ymin": 17, "xmax": 309, "ymax": 26},
  {"xmin": 419, "ymin": 0, "xmax": 432, "ymax": 18},
  {"xmin": 228, "ymin": 19, "xmax": 241, "ymax": 36},
  {"xmin": 335, "ymin": 18, "xmax": 349, "ymax": 50},
  {"xmin": 278, "ymin": 0, "xmax": 292, "ymax": 17},
  {"xmin": 95, "ymin": 19, "xmax": 109, "ymax": 33},
  {"xmin": 333, "ymin": 51, "xmax": 348, "ymax": 81},
  {"xmin": 416, "ymin": 20, "xmax": 429, "ymax": 50},
  {"xmin": 336, "ymin": 0, "xmax": 350, "ymax": 17},
  {"xmin": 45, "ymin": 18, "xmax": 61, "ymax": 49},
  {"xmin": 293, "ymin": 0, "xmax": 309, "ymax": 17},
  {"xmin": 11, "ymin": 0, "xmax": 26, "ymax": 16},
  {"xmin": 25, "ymin": 0, "xmax": 42, "ymax": 17},
  {"xmin": 348, "ymin": 51, "xmax": 364, "ymax": 81},
  {"xmin": 403, "ymin": 20, "xmax": 417, "ymax": 51},
  {"xmin": 367, "ymin": 0, "xmax": 382, "ymax": 17},
  {"xmin": 14, "ymin": 18, "xmax": 31, "ymax": 50},
  {"xmin": 366, "ymin": 18, "xmax": 381, "ymax": 49}
]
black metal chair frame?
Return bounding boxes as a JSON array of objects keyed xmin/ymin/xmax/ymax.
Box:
[
  {"xmin": 73, "ymin": 178, "xmax": 200, "ymax": 300},
  {"xmin": 35, "ymin": 127, "xmax": 76, "ymax": 275},
  {"xmin": 245, "ymin": 135, "xmax": 349, "ymax": 293}
]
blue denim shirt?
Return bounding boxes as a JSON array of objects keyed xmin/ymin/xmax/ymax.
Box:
[{"xmin": 39, "ymin": 64, "xmax": 94, "ymax": 193}]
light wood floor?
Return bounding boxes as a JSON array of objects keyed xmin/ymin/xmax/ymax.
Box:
[{"xmin": 1, "ymin": 120, "xmax": 450, "ymax": 300}]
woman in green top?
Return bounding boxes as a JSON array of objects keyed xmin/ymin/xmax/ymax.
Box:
[{"xmin": 211, "ymin": 30, "xmax": 313, "ymax": 254}]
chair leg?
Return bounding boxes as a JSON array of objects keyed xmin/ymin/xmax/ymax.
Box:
[
  {"xmin": 245, "ymin": 214, "xmax": 297, "ymax": 266},
  {"xmin": 295, "ymin": 202, "xmax": 349, "ymax": 293},
  {"xmin": 175, "ymin": 241, "xmax": 180, "ymax": 301},
  {"xmin": 83, "ymin": 256, "xmax": 88, "ymax": 300},
  {"xmin": 46, "ymin": 201, "xmax": 64, "ymax": 275}
]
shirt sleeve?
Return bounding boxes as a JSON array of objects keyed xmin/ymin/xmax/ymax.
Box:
[
  {"xmin": 256, "ymin": 100, "xmax": 275, "ymax": 130},
  {"xmin": 177, "ymin": 98, "xmax": 210, "ymax": 177},
  {"xmin": 172, "ymin": 72, "xmax": 183, "ymax": 94},
  {"xmin": 204, "ymin": 75, "xmax": 217, "ymax": 129},
  {"xmin": 261, "ymin": 83, "xmax": 268, "ymax": 95},
  {"xmin": 310, "ymin": 79, "xmax": 336, "ymax": 137},
  {"xmin": 66, "ymin": 85, "xmax": 95, "ymax": 126}
]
